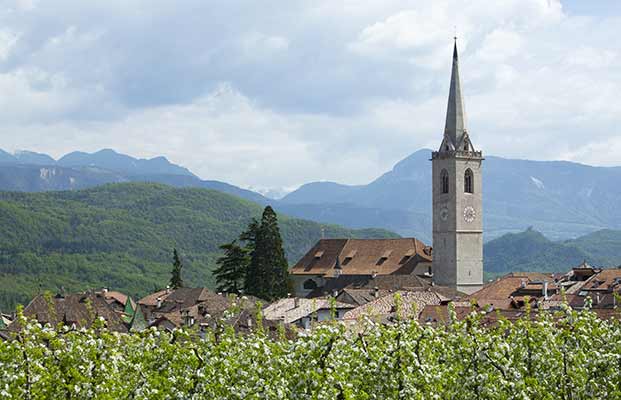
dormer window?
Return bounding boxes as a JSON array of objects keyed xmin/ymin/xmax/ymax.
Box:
[
  {"xmin": 343, "ymin": 250, "xmax": 357, "ymax": 265},
  {"xmin": 314, "ymin": 251, "xmax": 324, "ymax": 259},
  {"xmin": 376, "ymin": 250, "xmax": 392, "ymax": 266}
]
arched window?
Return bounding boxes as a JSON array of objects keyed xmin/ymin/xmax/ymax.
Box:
[
  {"xmin": 464, "ymin": 168, "xmax": 473, "ymax": 193},
  {"xmin": 441, "ymin": 169, "xmax": 449, "ymax": 194}
]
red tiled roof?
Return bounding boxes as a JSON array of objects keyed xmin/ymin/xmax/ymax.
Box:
[
  {"xmin": 291, "ymin": 238, "xmax": 432, "ymax": 277},
  {"xmin": 13, "ymin": 292, "xmax": 128, "ymax": 333},
  {"xmin": 467, "ymin": 273, "xmax": 556, "ymax": 309},
  {"xmin": 344, "ymin": 290, "xmax": 443, "ymax": 320},
  {"xmin": 581, "ymin": 268, "xmax": 621, "ymax": 291}
]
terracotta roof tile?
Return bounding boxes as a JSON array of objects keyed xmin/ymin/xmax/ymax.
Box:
[
  {"xmin": 291, "ymin": 238, "xmax": 432, "ymax": 277},
  {"xmin": 263, "ymin": 298, "xmax": 354, "ymax": 324},
  {"xmin": 13, "ymin": 292, "xmax": 128, "ymax": 333},
  {"xmin": 343, "ymin": 290, "xmax": 443, "ymax": 320}
]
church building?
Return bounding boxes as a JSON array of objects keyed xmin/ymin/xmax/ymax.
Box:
[
  {"xmin": 431, "ymin": 40, "xmax": 484, "ymax": 294},
  {"xmin": 289, "ymin": 40, "xmax": 484, "ymax": 297}
]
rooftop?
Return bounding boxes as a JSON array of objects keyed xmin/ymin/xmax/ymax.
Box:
[{"xmin": 291, "ymin": 238, "xmax": 432, "ymax": 277}]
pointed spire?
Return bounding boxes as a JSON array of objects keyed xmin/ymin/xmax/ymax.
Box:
[{"xmin": 444, "ymin": 38, "xmax": 467, "ymax": 148}]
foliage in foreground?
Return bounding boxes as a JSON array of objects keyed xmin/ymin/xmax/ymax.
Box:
[{"xmin": 2, "ymin": 303, "xmax": 621, "ymax": 400}]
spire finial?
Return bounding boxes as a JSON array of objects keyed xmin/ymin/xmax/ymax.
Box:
[{"xmin": 443, "ymin": 37, "xmax": 467, "ymax": 147}]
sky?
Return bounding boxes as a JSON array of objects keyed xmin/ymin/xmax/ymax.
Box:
[{"xmin": 0, "ymin": 0, "xmax": 620, "ymax": 194}]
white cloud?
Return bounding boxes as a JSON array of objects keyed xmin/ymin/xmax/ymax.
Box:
[
  {"xmin": 0, "ymin": 0, "xmax": 619, "ymax": 191},
  {"xmin": 0, "ymin": 29, "xmax": 19, "ymax": 61}
]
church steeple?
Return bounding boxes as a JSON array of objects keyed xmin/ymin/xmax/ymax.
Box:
[
  {"xmin": 431, "ymin": 38, "xmax": 483, "ymax": 295},
  {"xmin": 443, "ymin": 39, "xmax": 468, "ymax": 150}
]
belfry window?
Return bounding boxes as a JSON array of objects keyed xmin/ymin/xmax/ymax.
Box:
[
  {"xmin": 464, "ymin": 168, "xmax": 473, "ymax": 193},
  {"xmin": 441, "ymin": 169, "xmax": 449, "ymax": 194}
]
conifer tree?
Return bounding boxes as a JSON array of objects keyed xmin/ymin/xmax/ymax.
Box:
[
  {"xmin": 170, "ymin": 248, "xmax": 184, "ymax": 289},
  {"xmin": 213, "ymin": 240, "xmax": 249, "ymax": 294},
  {"xmin": 244, "ymin": 206, "xmax": 290, "ymax": 300},
  {"xmin": 242, "ymin": 218, "xmax": 261, "ymax": 294}
]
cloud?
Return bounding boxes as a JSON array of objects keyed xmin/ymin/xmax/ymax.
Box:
[{"xmin": 0, "ymin": 0, "xmax": 619, "ymax": 191}]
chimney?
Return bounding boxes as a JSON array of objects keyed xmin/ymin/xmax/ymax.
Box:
[
  {"xmin": 542, "ymin": 281, "xmax": 549, "ymax": 300},
  {"xmin": 181, "ymin": 309, "xmax": 193, "ymax": 326},
  {"xmin": 166, "ymin": 285, "xmax": 171, "ymax": 294},
  {"xmin": 294, "ymin": 297, "xmax": 300, "ymax": 308},
  {"xmin": 156, "ymin": 297, "xmax": 162, "ymax": 308},
  {"xmin": 102, "ymin": 288, "xmax": 108, "ymax": 294},
  {"xmin": 332, "ymin": 290, "xmax": 338, "ymax": 298},
  {"xmin": 596, "ymin": 293, "xmax": 600, "ymax": 305},
  {"xmin": 521, "ymin": 280, "xmax": 526, "ymax": 289},
  {"xmin": 374, "ymin": 286, "xmax": 379, "ymax": 298}
]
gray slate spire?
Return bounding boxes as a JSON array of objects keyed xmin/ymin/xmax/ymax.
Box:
[{"xmin": 444, "ymin": 40, "xmax": 467, "ymax": 147}]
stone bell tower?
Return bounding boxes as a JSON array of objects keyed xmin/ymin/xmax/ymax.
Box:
[{"xmin": 431, "ymin": 39, "xmax": 484, "ymax": 294}]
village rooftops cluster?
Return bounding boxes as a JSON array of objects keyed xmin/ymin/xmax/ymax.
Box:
[
  {"xmin": 420, "ymin": 261, "xmax": 621, "ymax": 326},
  {"xmin": 3, "ymin": 262, "xmax": 621, "ymax": 337}
]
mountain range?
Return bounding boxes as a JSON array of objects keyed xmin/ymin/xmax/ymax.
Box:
[
  {"xmin": 484, "ymin": 228, "xmax": 621, "ymax": 277},
  {"xmin": 1, "ymin": 148, "xmax": 620, "ymax": 243},
  {"xmin": 0, "ymin": 149, "xmax": 268, "ymax": 203},
  {"xmin": 279, "ymin": 150, "xmax": 621, "ymax": 242}
]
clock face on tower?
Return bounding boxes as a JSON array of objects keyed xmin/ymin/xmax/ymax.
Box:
[
  {"xmin": 463, "ymin": 206, "xmax": 476, "ymax": 223},
  {"xmin": 440, "ymin": 206, "xmax": 449, "ymax": 221}
]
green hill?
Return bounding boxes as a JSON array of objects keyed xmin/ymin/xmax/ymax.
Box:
[
  {"xmin": 484, "ymin": 227, "xmax": 621, "ymax": 277},
  {"xmin": 0, "ymin": 183, "xmax": 398, "ymax": 311}
]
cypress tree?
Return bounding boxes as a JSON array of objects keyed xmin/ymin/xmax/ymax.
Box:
[
  {"xmin": 170, "ymin": 248, "xmax": 184, "ymax": 289},
  {"xmin": 213, "ymin": 240, "xmax": 249, "ymax": 294},
  {"xmin": 245, "ymin": 206, "xmax": 290, "ymax": 300},
  {"xmin": 242, "ymin": 218, "xmax": 262, "ymax": 296}
]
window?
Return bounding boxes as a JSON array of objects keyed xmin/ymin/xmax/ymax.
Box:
[
  {"xmin": 441, "ymin": 169, "xmax": 449, "ymax": 194},
  {"xmin": 464, "ymin": 168, "xmax": 473, "ymax": 193},
  {"xmin": 303, "ymin": 279, "xmax": 318, "ymax": 290}
]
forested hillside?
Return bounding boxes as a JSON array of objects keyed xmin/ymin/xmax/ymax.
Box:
[
  {"xmin": 484, "ymin": 228, "xmax": 621, "ymax": 276},
  {"xmin": 0, "ymin": 183, "xmax": 397, "ymax": 311}
]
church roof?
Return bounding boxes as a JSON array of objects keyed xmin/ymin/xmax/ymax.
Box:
[
  {"xmin": 443, "ymin": 39, "xmax": 468, "ymax": 149},
  {"xmin": 290, "ymin": 238, "xmax": 432, "ymax": 277}
]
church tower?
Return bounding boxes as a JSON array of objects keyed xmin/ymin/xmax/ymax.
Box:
[{"xmin": 431, "ymin": 40, "xmax": 483, "ymax": 294}]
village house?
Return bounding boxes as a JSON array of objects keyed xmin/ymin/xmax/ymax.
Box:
[
  {"xmin": 139, "ymin": 287, "xmax": 232, "ymax": 330},
  {"xmin": 137, "ymin": 287, "xmax": 278, "ymax": 335},
  {"xmin": 10, "ymin": 291, "xmax": 135, "ymax": 333},
  {"xmin": 342, "ymin": 289, "xmax": 449, "ymax": 324},
  {"xmin": 289, "ymin": 238, "xmax": 433, "ymax": 298},
  {"xmin": 263, "ymin": 297, "xmax": 355, "ymax": 329}
]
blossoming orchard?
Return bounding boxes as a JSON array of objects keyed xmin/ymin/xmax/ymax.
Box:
[{"xmin": 2, "ymin": 302, "xmax": 621, "ymax": 399}]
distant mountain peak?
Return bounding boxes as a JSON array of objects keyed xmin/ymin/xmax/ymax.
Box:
[
  {"xmin": 56, "ymin": 149, "xmax": 196, "ymax": 177},
  {"xmin": 14, "ymin": 150, "xmax": 57, "ymax": 165}
]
